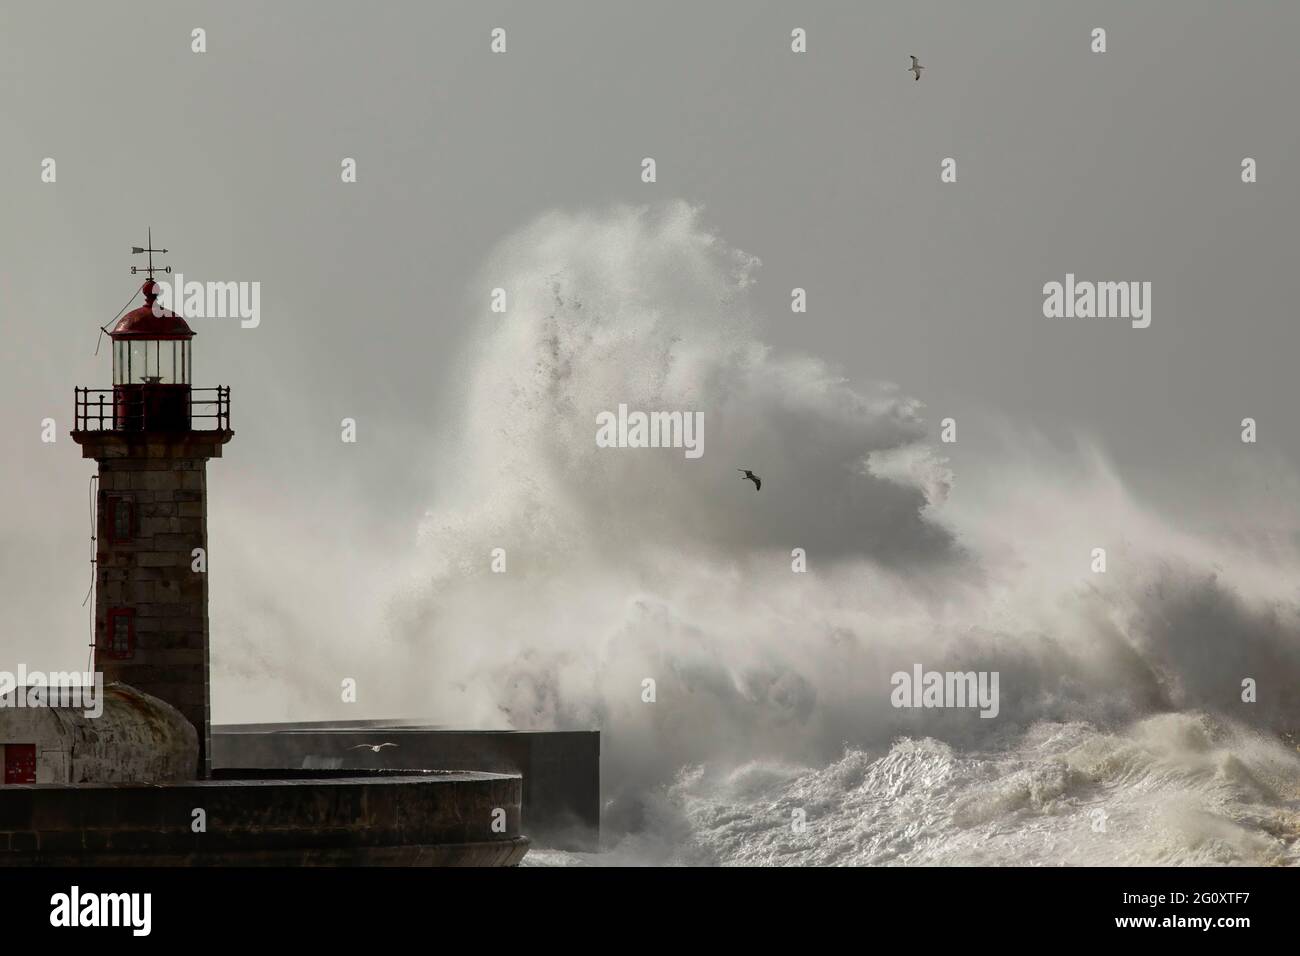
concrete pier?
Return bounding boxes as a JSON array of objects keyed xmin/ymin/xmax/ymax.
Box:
[
  {"xmin": 213, "ymin": 722, "xmax": 600, "ymax": 851},
  {"xmin": 0, "ymin": 769, "xmax": 528, "ymax": 866}
]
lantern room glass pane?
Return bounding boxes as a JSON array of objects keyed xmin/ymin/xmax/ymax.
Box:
[
  {"xmin": 114, "ymin": 339, "xmax": 190, "ymax": 383},
  {"xmin": 129, "ymin": 341, "xmax": 147, "ymax": 383},
  {"xmin": 158, "ymin": 340, "xmax": 176, "ymax": 383}
]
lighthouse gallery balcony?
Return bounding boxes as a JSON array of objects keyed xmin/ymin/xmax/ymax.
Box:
[{"xmin": 73, "ymin": 385, "xmax": 231, "ymax": 434}]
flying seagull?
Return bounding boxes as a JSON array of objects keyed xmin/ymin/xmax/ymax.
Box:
[
  {"xmin": 350, "ymin": 742, "xmax": 398, "ymax": 753},
  {"xmin": 909, "ymin": 55, "xmax": 924, "ymax": 81},
  {"xmin": 738, "ymin": 469, "xmax": 761, "ymax": 491}
]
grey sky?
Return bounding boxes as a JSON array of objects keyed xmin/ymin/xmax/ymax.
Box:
[{"xmin": 3, "ymin": 1, "xmax": 1298, "ymax": 698}]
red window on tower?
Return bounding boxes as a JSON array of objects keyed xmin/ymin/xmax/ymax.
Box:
[
  {"xmin": 107, "ymin": 496, "xmax": 135, "ymax": 542},
  {"xmin": 102, "ymin": 608, "xmax": 135, "ymax": 660},
  {"xmin": 3, "ymin": 744, "xmax": 36, "ymax": 784}
]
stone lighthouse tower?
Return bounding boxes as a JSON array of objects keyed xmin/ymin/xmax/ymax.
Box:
[{"xmin": 71, "ymin": 236, "xmax": 232, "ymax": 777}]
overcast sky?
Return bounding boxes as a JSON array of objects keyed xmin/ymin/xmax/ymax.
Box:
[{"xmin": 2, "ymin": 1, "xmax": 1298, "ymax": 713}]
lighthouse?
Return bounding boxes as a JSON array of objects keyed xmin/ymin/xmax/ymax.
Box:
[
  {"xmin": 0, "ymin": 238, "xmax": 535, "ymax": 866},
  {"xmin": 71, "ymin": 235, "xmax": 232, "ymax": 778}
]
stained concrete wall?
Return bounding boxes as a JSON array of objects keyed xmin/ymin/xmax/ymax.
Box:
[
  {"xmin": 0, "ymin": 684, "xmax": 196, "ymax": 784},
  {"xmin": 213, "ymin": 724, "xmax": 599, "ymax": 850},
  {"xmin": 0, "ymin": 770, "xmax": 527, "ymax": 866}
]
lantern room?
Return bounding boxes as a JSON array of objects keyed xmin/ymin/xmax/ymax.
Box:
[
  {"xmin": 112, "ymin": 280, "xmax": 193, "ymax": 383},
  {"xmin": 108, "ymin": 279, "xmax": 194, "ymax": 431}
]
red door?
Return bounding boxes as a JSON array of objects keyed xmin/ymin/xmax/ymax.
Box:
[{"xmin": 3, "ymin": 744, "xmax": 36, "ymax": 783}]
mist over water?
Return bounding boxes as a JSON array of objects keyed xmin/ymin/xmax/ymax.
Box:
[{"xmin": 236, "ymin": 201, "xmax": 1300, "ymax": 864}]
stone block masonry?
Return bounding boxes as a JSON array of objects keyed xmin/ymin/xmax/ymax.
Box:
[{"xmin": 74, "ymin": 431, "xmax": 231, "ymax": 779}]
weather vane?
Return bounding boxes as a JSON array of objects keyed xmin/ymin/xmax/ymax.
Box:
[{"xmin": 130, "ymin": 227, "xmax": 171, "ymax": 280}]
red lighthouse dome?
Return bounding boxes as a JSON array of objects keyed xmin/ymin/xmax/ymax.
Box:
[
  {"xmin": 110, "ymin": 280, "xmax": 195, "ymax": 340},
  {"xmin": 108, "ymin": 279, "xmax": 194, "ymax": 421}
]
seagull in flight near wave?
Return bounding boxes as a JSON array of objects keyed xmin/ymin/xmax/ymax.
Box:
[
  {"xmin": 909, "ymin": 55, "xmax": 924, "ymax": 81},
  {"xmin": 350, "ymin": 742, "xmax": 398, "ymax": 753},
  {"xmin": 738, "ymin": 469, "xmax": 761, "ymax": 491}
]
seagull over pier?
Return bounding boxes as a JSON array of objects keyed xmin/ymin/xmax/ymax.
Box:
[{"xmin": 350, "ymin": 742, "xmax": 399, "ymax": 753}]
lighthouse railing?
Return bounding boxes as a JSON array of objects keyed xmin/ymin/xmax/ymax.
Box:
[{"xmin": 73, "ymin": 386, "xmax": 232, "ymax": 433}]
